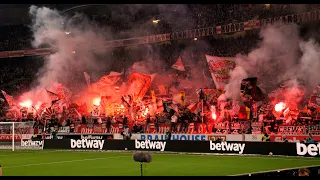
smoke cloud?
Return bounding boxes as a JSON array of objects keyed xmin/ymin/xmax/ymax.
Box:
[
  {"xmin": 18, "ymin": 5, "xmax": 127, "ymax": 105},
  {"xmin": 222, "ymin": 23, "xmax": 320, "ymax": 109},
  {"xmin": 19, "ymin": 4, "xmax": 209, "ymax": 106}
]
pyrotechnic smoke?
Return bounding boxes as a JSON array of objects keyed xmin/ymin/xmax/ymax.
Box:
[
  {"xmin": 222, "ymin": 23, "xmax": 320, "ymax": 108},
  {"xmin": 20, "ymin": 5, "xmax": 111, "ymax": 103},
  {"xmin": 20, "ymin": 4, "xmax": 210, "ymax": 105}
]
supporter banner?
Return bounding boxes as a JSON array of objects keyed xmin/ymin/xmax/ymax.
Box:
[
  {"xmin": 50, "ymin": 126, "xmax": 70, "ymax": 133},
  {"xmin": 251, "ymin": 122, "xmax": 263, "ymax": 134},
  {"xmin": 8, "ymin": 50, "xmax": 24, "ymax": 57},
  {"xmin": 278, "ymin": 126, "xmax": 307, "ymax": 135},
  {"xmin": 215, "ymin": 22, "xmax": 245, "ymax": 34},
  {"xmin": 43, "ymin": 133, "xmax": 113, "ymax": 140},
  {"xmin": 205, "ymin": 55, "xmax": 236, "ymax": 89},
  {"xmin": 212, "ymin": 122, "xmax": 243, "ymax": 134},
  {"xmin": 270, "ymin": 135, "xmax": 320, "ymax": 142},
  {"xmin": 308, "ymin": 95, "xmax": 320, "ymax": 109},
  {"xmin": 75, "ymin": 124, "xmax": 124, "ymax": 134},
  {"xmin": 43, "ymin": 139, "xmax": 320, "ymax": 157},
  {"xmin": 260, "ymin": 10, "xmax": 320, "ymax": 28},
  {"xmin": 308, "ymin": 125, "xmax": 320, "ymax": 135},
  {"xmin": 0, "ymin": 134, "xmax": 22, "ymax": 141},
  {"xmin": 145, "ymin": 123, "xmax": 211, "ymax": 134}
]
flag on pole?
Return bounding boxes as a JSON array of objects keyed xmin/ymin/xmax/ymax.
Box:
[
  {"xmin": 180, "ymin": 91, "xmax": 186, "ymax": 106},
  {"xmin": 172, "ymin": 56, "xmax": 185, "ymax": 71},
  {"xmin": 45, "ymin": 88, "xmax": 59, "ymax": 101},
  {"xmin": 83, "ymin": 72, "xmax": 91, "ymax": 88},
  {"xmin": 151, "ymin": 90, "xmax": 157, "ymax": 103},
  {"xmin": 1, "ymin": 90, "xmax": 14, "ymax": 106}
]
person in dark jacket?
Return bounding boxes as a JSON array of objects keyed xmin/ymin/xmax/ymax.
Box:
[{"xmin": 165, "ymin": 130, "xmax": 172, "ymax": 140}]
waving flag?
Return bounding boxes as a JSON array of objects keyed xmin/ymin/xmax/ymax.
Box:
[
  {"xmin": 55, "ymin": 84, "xmax": 72, "ymax": 102},
  {"xmin": 180, "ymin": 91, "xmax": 186, "ymax": 106},
  {"xmin": 83, "ymin": 72, "xmax": 91, "ymax": 88},
  {"xmin": 127, "ymin": 72, "xmax": 156, "ymax": 102},
  {"xmin": 43, "ymin": 107, "xmax": 55, "ymax": 119},
  {"xmin": 158, "ymin": 85, "xmax": 167, "ymax": 95},
  {"xmin": 91, "ymin": 71, "xmax": 123, "ymax": 92},
  {"xmin": 45, "ymin": 88, "xmax": 59, "ymax": 101},
  {"xmin": 1, "ymin": 90, "xmax": 14, "ymax": 106},
  {"xmin": 151, "ymin": 90, "xmax": 157, "ymax": 103},
  {"xmin": 205, "ymin": 55, "xmax": 236, "ymax": 89},
  {"xmin": 172, "ymin": 56, "xmax": 185, "ymax": 71}
]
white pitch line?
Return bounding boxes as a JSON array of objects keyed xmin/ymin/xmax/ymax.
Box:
[
  {"xmin": 151, "ymin": 152, "xmax": 320, "ymax": 162},
  {"xmin": 0, "ymin": 150, "xmax": 60, "ymax": 157},
  {"xmin": 2, "ymin": 155, "xmax": 131, "ymax": 169},
  {"xmin": 184, "ymin": 154, "xmax": 320, "ymax": 162},
  {"xmin": 229, "ymin": 164, "xmax": 320, "ymax": 176}
]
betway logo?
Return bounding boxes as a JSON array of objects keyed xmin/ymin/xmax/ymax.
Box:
[
  {"xmin": 21, "ymin": 140, "xmax": 43, "ymax": 147},
  {"xmin": 210, "ymin": 141, "xmax": 245, "ymax": 154},
  {"xmin": 135, "ymin": 140, "xmax": 166, "ymax": 151},
  {"xmin": 70, "ymin": 139, "xmax": 104, "ymax": 150},
  {"xmin": 296, "ymin": 142, "xmax": 320, "ymax": 156},
  {"xmin": 80, "ymin": 135, "xmax": 103, "ymax": 139}
]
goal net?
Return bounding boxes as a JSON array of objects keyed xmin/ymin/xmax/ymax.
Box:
[{"xmin": 0, "ymin": 121, "xmax": 43, "ymax": 151}]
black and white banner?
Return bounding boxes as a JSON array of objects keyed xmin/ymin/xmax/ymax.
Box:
[
  {"xmin": 308, "ymin": 125, "xmax": 320, "ymax": 135},
  {"xmin": 278, "ymin": 126, "xmax": 307, "ymax": 135},
  {"xmin": 44, "ymin": 133, "xmax": 113, "ymax": 140},
  {"xmin": 50, "ymin": 126, "xmax": 70, "ymax": 133}
]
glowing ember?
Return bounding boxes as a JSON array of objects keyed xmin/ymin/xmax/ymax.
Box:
[
  {"xmin": 210, "ymin": 105, "xmax": 217, "ymax": 120},
  {"xmin": 34, "ymin": 101, "xmax": 42, "ymax": 110},
  {"xmin": 19, "ymin": 100, "xmax": 33, "ymax": 108},
  {"xmin": 212, "ymin": 112, "xmax": 217, "ymax": 120},
  {"xmin": 275, "ymin": 102, "xmax": 286, "ymax": 112},
  {"xmin": 93, "ymin": 98, "xmax": 101, "ymax": 106},
  {"xmin": 142, "ymin": 107, "xmax": 149, "ymax": 117}
]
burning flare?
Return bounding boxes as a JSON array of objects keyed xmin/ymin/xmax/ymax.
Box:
[
  {"xmin": 19, "ymin": 100, "xmax": 33, "ymax": 108},
  {"xmin": 93, "ymin": 98, "xmax": 101, "ymax": 106},
  {"xmin": 210, "ymin": 105, "xmax": 217, "ymax": 120},
  {"xmin": 275, "ymin": 102, "xmax": 286, "ymax": 112},
  {"xmin": 212, "ymin": 112, "xmax": 217, "ymax": 120}
]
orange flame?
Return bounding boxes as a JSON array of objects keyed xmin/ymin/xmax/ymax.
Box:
[
  {"xmin": 212, "ymin": 112, "xmax": 217, "ymax": 120},
  {"xmin": 19, "ymin": 100, "xmax": 33, "ymax": 108},
  {"xmin": 93, "ymin": 98, "xmax": 101, "ymax": 106},
  {"xmin": 275, "ymin": 102, "xmax": 286, "ymax": 112},
  {"xmin": 34, "ymin": 101, "xmax": 42, "ymax": 110}
]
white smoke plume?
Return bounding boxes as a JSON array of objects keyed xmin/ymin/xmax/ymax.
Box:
[
  {"xmin": 222, "ymin": 23, "xmax": 320, "ymax": 109},
  {"xmin": 19, "ymin": 5, "xmax": 111, "ymax": 103}
]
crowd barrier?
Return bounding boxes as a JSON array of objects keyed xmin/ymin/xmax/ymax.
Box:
[{"xmin": 42, "ymin": 139, "xmax": 320, "ymax": 157}]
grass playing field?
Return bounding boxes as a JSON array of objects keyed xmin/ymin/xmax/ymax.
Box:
[{"xmin": 0, "ymin": 150, "xmax": 320, "ymax": 176}]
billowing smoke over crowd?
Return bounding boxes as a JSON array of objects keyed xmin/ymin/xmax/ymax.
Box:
[
  {"xmin": 18, "ymin": 5, "xmax": 207, "ymax": 105},
  {"xmin": 221, "ymin": 23, "xmax": 320, "ymax": 109}
]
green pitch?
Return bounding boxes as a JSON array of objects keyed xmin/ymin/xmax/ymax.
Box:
[{"xmin": 0, "ymin": 150, "xmax": 320, "ymax": 176}]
